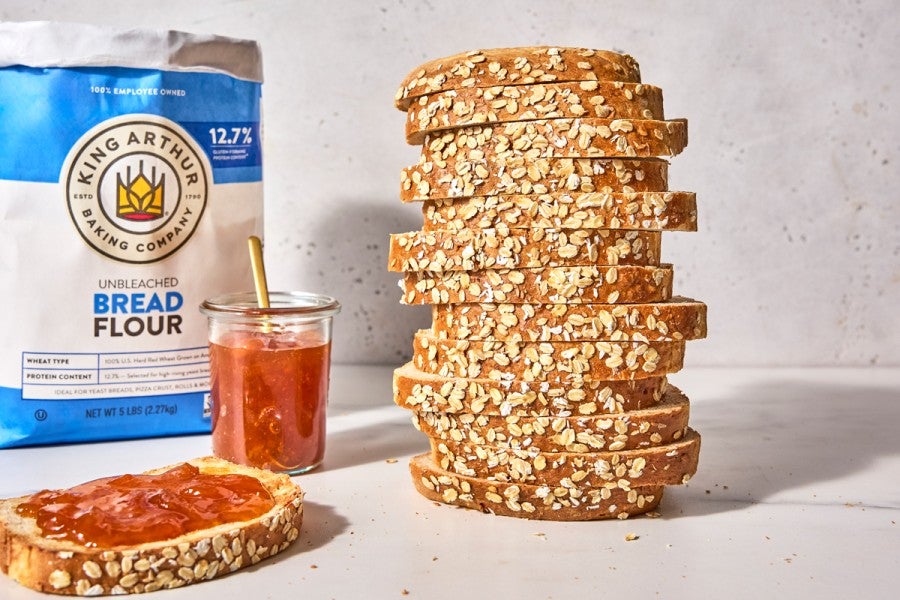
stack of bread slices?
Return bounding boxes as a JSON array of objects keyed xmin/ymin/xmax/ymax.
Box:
[{"xmin": 389, "ymin": 47, "xmax": 706, "ymax": 521}]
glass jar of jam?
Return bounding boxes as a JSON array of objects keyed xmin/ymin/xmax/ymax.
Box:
[{"xmin": 200, "ymin": 292, "xmax": 340, "ymax": 474}]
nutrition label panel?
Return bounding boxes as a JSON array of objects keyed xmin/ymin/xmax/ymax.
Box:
[{"xmin": 20, "ymin": 347, "xmax": 209, "ymax": 400}]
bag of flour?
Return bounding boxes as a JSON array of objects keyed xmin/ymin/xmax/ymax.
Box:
[{"xmin": 0, "ymin": 21, "xmax": 263, "ymax": 447}]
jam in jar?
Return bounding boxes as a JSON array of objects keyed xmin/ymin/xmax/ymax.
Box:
[{"xmin": 201, "ymin": 292, "xmax": 340, "ymax": 474}]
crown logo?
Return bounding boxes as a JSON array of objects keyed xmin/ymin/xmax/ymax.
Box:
[{"xmin": 116, "ymin": 161, "xmax": 164, "ymax": 221}]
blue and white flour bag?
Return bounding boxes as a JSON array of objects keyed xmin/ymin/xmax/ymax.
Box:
[{"xmin": 0, "ymin": 22, "xmax": 263, "ymax": 447}]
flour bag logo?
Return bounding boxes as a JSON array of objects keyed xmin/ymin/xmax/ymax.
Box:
[
  {"xmin": 117, "ymin": 161, "xmax": 165, "ymax": 221},
  {"xmin": 64, "ymin": 115, "xmax": 209, "ymax": 264}
]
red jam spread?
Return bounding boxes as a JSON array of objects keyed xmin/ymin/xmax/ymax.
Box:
[
  {"xmin": 209, "ymin": 331, "xmax": 330, "ymax": 472},
  {"xmin": 15, "ymin": 463, "xmax": 274, "ymax": 547}
]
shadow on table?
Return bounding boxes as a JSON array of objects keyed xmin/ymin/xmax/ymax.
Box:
[
  {"xmin": 663, "ymin": 377, "xmax": 900, "ymax": 518},
  {"xmin": 322, "ymin": 419, "xmax": 429, "ymax": 472},
  {"xmin": 295, "ymin": 501, "xmax": 351, "ymax": 553},
  {"xmin": 235, "ymin": 501, "xmax": 348, "ymax": 574}
]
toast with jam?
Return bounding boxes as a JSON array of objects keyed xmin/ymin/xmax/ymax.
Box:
[{"xmin": 0, "ymin": 456, "xmax": 304, "ymax": 595}]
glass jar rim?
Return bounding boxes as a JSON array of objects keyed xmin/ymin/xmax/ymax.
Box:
[{"xmin": 200, "ymin": 291, "xmax": 341, "ymax": 320}]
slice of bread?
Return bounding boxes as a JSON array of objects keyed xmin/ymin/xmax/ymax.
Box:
[
  {"xmin": 411, "ymin": 329, "xmax": 684, "ymax": 382},
  {"xmin": 420, "ymin": 119, "xmax": 688, "ymax": 173},
  {"xmin": 393, "ymin": 361, "xmax": 668, "ymax": 416},
  {"xmin": 400, "ymin": 264, "xmax": 673, "ymax": 305},
  {"xmin": 0, "ymin": 456, "xmax": 303, "ymax": 596},
  {"xmin": 422, "ymin": 190, "xmax": 697, "ymax": 232},
  {"xmin": 395, "ymin": 47, "xmax": 641, "ymax": 110},
  {"xmin": 406, "ymin": 81, "xmax": 665, "ymax": 144},
  {"xmin": 401, "ymin": 157, "xmax": 668, "ymax": 202},
  {"xmin": 410, "ymin": 453, "xmax": 663, "ymax": 520},
  {"xmin": 412, "ymin": 385, "xmax": 690, "ymax": 453},
  {"xmin": 431, "ymin": 297, "xmax": 707, "ymax": 342},
  {"xmin": 431, "ymin": 429, "xmax": 700, "ymax": 489},
  {"xmin": 388, "ymin": 227, "xmax": 661, "ymax": 272}
]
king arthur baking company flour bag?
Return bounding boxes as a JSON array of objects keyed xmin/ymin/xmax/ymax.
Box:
[{"xmin": 0, "ymin": 22, "xmax": 263, "ymax": 447}]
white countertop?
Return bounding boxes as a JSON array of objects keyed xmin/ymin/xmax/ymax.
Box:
[{"xmin": 2, "ymin": 365, "xmax": 898, "ymax": 599}]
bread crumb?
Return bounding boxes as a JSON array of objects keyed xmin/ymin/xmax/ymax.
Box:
[
  {"xmin": 401, "ymin": 589, "xmax": 410, "ymax": 596},
  {"xmin": 386, "ymin": 458, "xmax": 399, "ymax": 464},
  {"xmin": 625, "ymin": 532, "xmax": 639, "ymax": 541},
  {"xmin": 310, "ymin": 564, "xmax": 318, "ymax": 569}
]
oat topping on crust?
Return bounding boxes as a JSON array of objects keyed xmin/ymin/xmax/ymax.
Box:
[
  {"xmin": 393, "ymin": 363, "xmax": 668, "ymax": 416},
  {"xmin": 430, "ymin": 428, "xmax": 699, "ymax": 489},
  {"xmin": 423, "ymin": 191, "xmax": 697, "ymax": 232},
  {"xmin": 400, "ymin": 264, "xmax": 673, "ymax": 306},
  {"xmin": 418, "ymin": 119, "xmax": 688, "ymax": 174},
  {"xmin": 405, "ymin": 81, "xmax": 664, "ymax": 144},
  {"xmin": 401, "ymin": 157, "xmax": 668, "ymax": 202},
  {"xmin": 411, "ymin": 329, "xmax": 684, "ymax": 382},
  {"xmin": 396, "ymin": 47, "xmax": 641, "ymax": 110},
  {"xmin": 412, "ymin": 385, "xmax": 690, "ymax": 453},
  {"xmin": 410, "ymin": 452, "xmax": 663, "ymax": 520},
  {"xmin": 389, "ymin": 227, "xmax": 661, "ymax": 272},
  {"xmin": 430, "ymin": 298, "xmax": 706, "ymax": 342}
]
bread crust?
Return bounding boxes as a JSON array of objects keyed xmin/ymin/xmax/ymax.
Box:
[
  {"xmin": 395, "ymin": 47, "xmax": 641, "ymax": 110},
  {"xmin": 422, "ymin": 190, "xmax": 697, "ymax": 232},
  {"xmin": 411, "ymin": 329, "xmax": 684, "ymax": 382},
  {"xmin": 400, "ymin": 264, "xmax": 673, "ymax": 305},
  {"xmin": 405, "ymin": 81, "xmax": 664, "ymax": 144},
  {"xmin": 431, "ymin": 429, "xmax": 700, "ymax": 489},
  {"xmin": 431, "ymin": 297, "xmax": 706, "ymax": 342},
  {"xmin": 412, "ymin": 385, "xmax": 690, "ymax": 452},
  {"xmin": 0, "ymin": 457, "xmax": 303, "ymax": 596},
  {"xmin": 410, "ymin": 453, "xmax": 663, "ymax": 520},
  {"xmin": 393, "ymin": 362, "xmax": 668, "ymax": 416},
  {"xmin": 400, "ymin": 157, "xmax": 668, "ymax": 202},
  {"xmin": 388, "ymin": 227, "xmax": 661, "ymax": 272}
]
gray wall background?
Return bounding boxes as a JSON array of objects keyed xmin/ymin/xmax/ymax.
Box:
[{"xmin": 3, "ymin": 0, "xmax": 897, "ymax": 367}]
